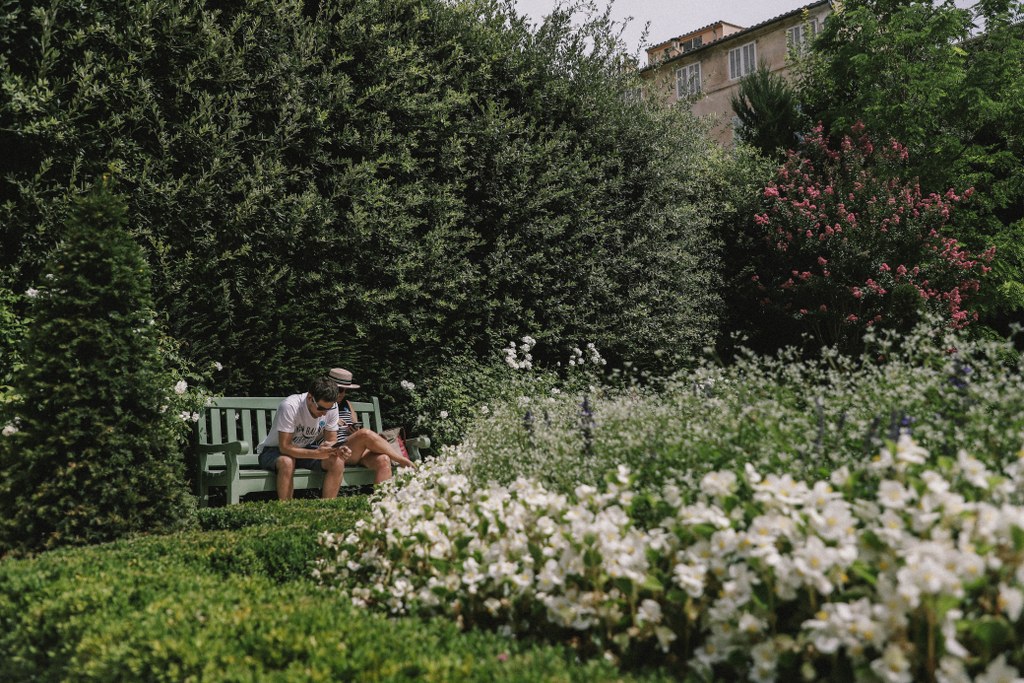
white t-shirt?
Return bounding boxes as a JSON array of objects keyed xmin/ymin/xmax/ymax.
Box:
[{"xmin": 257, "ymin": 392, "xmax": 339, "ymax": 452}]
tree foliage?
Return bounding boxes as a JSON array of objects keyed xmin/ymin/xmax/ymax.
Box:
[
  {"xmin": 733, "ymin": 124, "xmax": 994, "ymax": 352},
  {"xmin": 0, "ymin": 0, "xmax": 731, "ymax": 411},
  {"xmin": 798, "ymin": 0, "xmax": 1024, "ymax": 324},
  {"xmin": 730, "ymin": 63, "xmax": 805, "ymax": 159},
  {"xmin": 0, "ymin": 182, "xmax": 197, "ymax": 557}
]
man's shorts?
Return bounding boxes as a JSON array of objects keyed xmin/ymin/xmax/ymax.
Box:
[{"xmin": 258, "ymin": 445, "xmax": 325, "ymax": 472}]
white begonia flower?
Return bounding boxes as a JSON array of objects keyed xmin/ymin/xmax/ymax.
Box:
[
  {"xmin": 636, "ymin": 599, "xmax": 663, "ymax": 625},
  {"xmin": 830, "ymin": 465, "xmax": 850, "ymax": 487},
  {"xmin": 214, "ymin": 361, "xmax": 223, "ymax": 371},
  {"xmin": 400, "ymin": 379, "xmax": 415, "ymax": 391},
  {"xmin": 870, "ymin": 644, "xmax": 913, "ymax": 683},
  {"xmin": 975, "ymin": 654, "xmax": 1024, "ymax": 683},
  {"xmin": 479, "ymin": 404, "xmax": 489, "ymax": 415},
  {"xmin": 673, "ymin": 562, "xmax": 706, "ymax": 598},
  {"xmin": 920, "ymin": 470, "xmax": 950, "ymax": 493},
  {"xmin": 662, "ymin": 483, "xmax": 682, "ymax": 508},
  {"xmin": 701, "ymin": 470, "xmax": 737, "ymax": 497},
  {"xmin": 754, "ymin": 473, "xmax": 808, "ymax": 507},
  {"xmin": 808, "ymin": 481, "xmax": 841, "ymax": 508},
  {"xmin": 999, "ymin": 583, "xmax": 1024, "ymax": 622},
  {"xmin": 654, "ymin": 626, "xmax": 677, "ymax": 653},
  {"xmin": 25, "ymin": 287, "xmax": 39, "ymax": 298},
  {"xmin": 808, "ymin": 500, "xmax": 857, "ymax": 541},
  {"xmin": 439, "ymin": 410, "xmax": 449, "ymax": 419},
  {"xmin": 877, "ymin": 509, "xmax": 906, "ymax": 543},
  {"xmin": 941, "ymin": 609, "xmax": 969, "ymax": 659},
  {"xmin": 174, "ymin": 379, "xmax": 188, "ymax": 395},
  {"xmin": 792, "ymin": 536, "xmax": 839, "ymax": 595},
  {"xmin": 936, "ymin": 656, "xmax": 972, "ymax": 683},
  {"xmin": 894, "ymin": 432, "xmax": 929, "ymax": 465},
  {"xmin": 871, "ymin": 446, "xmax": 895, "ymax": 471},
  {"xmin": 1, "ymin": 423, "xmax": 18, "ymax": 437},
  {"xmin": 483, "ymin": 597, "xmax": 502, "ymax": 616},
  {"xmin": 878, "ymin": 480, "xmax": 915, "ymax": 509},
  {"xmin": 749, "ymin": 641, "xmax": 779, "ymax": 683},
  {"xmin": 738, "ymin": 612, "xmax": 766, "ymax": 635},
  {"xmin": 957, "ymin": 449, "xmax": 991, "ymax": 489},
  {"xmin": 179, "ymin": 410, "xmax": 192, "ymax": 422}
]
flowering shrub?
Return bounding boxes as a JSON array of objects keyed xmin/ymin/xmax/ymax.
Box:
[
  {"xmin": 749, "ymin": 123, "xmax": 994, "ymax": 350},
  {"xmin": 456, "ymin": 323, "xmax": 1024, "ymax": 501},
  {"xmin": 395, "ymin": 336, "xmax": 612, "ymax": 450},
  {"xmin": 319, "ymin": 435, "xmax": 1024, "ymax": 680}
]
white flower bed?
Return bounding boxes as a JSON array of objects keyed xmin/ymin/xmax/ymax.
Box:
[{"xmin": 317, "ymin": 435, "xmax": 1024, "ymax": 681}]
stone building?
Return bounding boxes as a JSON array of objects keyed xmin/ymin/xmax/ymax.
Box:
[{"xmin": 640, "ymin": 1, "xmax": 832, "ymax": 145}]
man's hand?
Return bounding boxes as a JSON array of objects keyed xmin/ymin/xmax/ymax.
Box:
[{"xmin": 319, "ymin": 443, "xmax": 351, "ymax": 460}]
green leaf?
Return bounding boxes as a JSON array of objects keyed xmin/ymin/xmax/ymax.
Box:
[{"xmin": 970, "ymin": 616, "xmax": 1013, "ymax": 649}]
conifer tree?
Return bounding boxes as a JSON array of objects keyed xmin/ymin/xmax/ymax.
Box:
[
  {"xmin": 0, "ymin": 180, "xmax": 196, "ymax": 556},
  {"xmin": 730, "ymin": 64, "xmax": 805, "ymax": 159}
]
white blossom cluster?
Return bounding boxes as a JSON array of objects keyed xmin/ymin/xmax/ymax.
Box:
[
  {"xmin": 568, "ymin": 342, "xmax": 606, "ymax": 368},
  {"xmin": 503, "ymin": 336, "xmax": 536, "ymax": 370},
  {"xmin": 318, "ymin": 435, "xmax": 1024, "ymax": 681}
]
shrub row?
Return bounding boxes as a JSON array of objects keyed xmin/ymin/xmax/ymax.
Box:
[{"xmin": 0, "ymin": 498, "xmax": 668, "ymax": 682}]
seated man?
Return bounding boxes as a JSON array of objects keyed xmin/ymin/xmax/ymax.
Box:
[
  {"xmin": 257, "ymin": 376, "xmax": 348, "ymax": 500},
  {"xmin": 329, "ymin": 367, "xmax": 416, "ymax": 483}
]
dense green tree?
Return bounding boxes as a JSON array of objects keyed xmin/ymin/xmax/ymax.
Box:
[
  {"xmin": 730, "ymin": 63, "xmax": 805, "ymax": 159},
  {"xmin": 0, "ymin": 287, "xmax": 28, "ymax": 406},
  {"xmin": 797, "ymin": 0, "xmax": 1024, "ymax": 326},
  {"xmin": 0, "ymin": 181, "xmax": 197, "ymax": 556},
  {"xmin": 734, "ymin": 123, "xmax": 993, "ymax": 353},
  {"xmin": 0, "ymin": 0, "xmax": 730, "ymax": 415}
]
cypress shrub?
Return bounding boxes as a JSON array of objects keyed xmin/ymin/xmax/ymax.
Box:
[{"xmin": 0, "ymin": 180, "xmax": 197, "ymax": 557}]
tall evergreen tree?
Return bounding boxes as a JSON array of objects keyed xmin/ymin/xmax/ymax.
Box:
[
  {"xmin": 0, "ymin": 180, "xmax": 196, "ymax": 556},
  {"xmin": 730, "ymin": 63, "xmax": 805, "ymax": 159}
]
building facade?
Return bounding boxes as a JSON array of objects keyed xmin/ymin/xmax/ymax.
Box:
[{"xmin": 640, "ymin": 1, "xmax": 832, "ymax": 145}]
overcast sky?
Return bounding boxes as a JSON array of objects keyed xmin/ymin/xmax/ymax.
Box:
[{"xmin": 512, "ymin": 0, "xmax": 978, "ymax": 64}]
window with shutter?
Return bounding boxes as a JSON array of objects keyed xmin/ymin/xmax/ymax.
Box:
[
  {"xmin": 729, "ymin": 42, "xmax": 757, "ymax": 80},
  {"xmin": 675, "ymin": 63, "xmax": 702, "ymax": 98}
]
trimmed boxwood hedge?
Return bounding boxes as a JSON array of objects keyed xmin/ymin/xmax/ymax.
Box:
[{"xmin": 0, "ymin": 498, "xmax": 670, "ymax": 682}]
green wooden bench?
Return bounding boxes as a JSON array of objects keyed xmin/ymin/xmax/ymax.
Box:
[{"xmin": 195, "ymin": 396, "xmax": 429, "ymax": 506}]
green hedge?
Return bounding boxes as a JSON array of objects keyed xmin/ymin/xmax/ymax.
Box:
[
  {"xmin": 0, "ymin": 0, "xmax": 738, "ymax": 418},
  {"xmin": 0, "ymin": 498, "xmax": 670, "ymax": 681}
]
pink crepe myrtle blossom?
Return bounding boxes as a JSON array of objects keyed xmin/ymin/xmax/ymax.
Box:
[{"xmin": 746, "ymin": 122, "xmax": 993, "ymax": 350}]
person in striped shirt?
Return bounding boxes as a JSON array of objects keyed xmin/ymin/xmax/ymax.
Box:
[{"xmin": 328, "ymin": 368, "xmax": 416, "ymax": 484}]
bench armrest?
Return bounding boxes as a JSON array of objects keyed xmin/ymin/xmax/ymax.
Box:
[
  {"xmin": 197, "ymin": 440, "xmax": 251, "ymax": 479},
  {"xmin": 403, "ymin": 435, "xmax": 430, "ymax": 462}
]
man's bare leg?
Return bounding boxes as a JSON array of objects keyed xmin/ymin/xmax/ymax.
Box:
[
  {"xmin": 322, "ymin": 452, "xmax": 345, "ymax": 498},
  {"xmin": 276, "ymin": 456, "xmax": 295, "ymax": 501}
]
